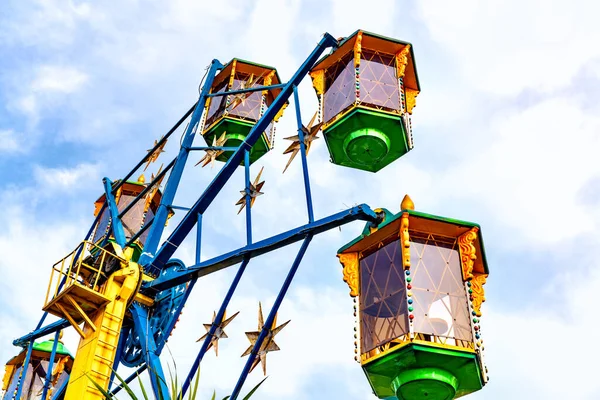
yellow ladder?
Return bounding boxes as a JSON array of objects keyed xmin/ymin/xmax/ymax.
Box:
[{"xmin": 65, "ymin": 264, "xmax": 140, "ymax": 400}]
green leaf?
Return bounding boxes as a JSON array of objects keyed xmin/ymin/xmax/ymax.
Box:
[
  {"xmin": 242, "ymin": 376, "xmax": 268, "ymax": 400},
  {"xmin": 85, "ymin": 373, "xmax": 114, "ymax": 400},
  {"xmin": 211, "ymin": 390, "xmax": 216, "ymax": 400},
  {"xmin": 112, "ymin": 369, "xmax": 139, "ymax": 400},
  {"xmin": 189, "ymin": 368, "xmax": 201, "ymax": 400},
  {"xmin": 137, "ymin": 372, "xmax": 150, "ymax": 400}
]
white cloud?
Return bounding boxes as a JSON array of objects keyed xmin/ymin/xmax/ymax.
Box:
[
  {"xmin": 0, "ymin": 130, "xmax": 21, "ymax": 153},
  {"xmin": 418, "ymin": 0, "xmax": 600, "ymax": 96},
  {"xmin": 33, "ymin": 163, "xmax": 100, "ymax": 190},
  {"xmin": 32, "ymin": 66, "xmax": 89, "ymax": 93}
]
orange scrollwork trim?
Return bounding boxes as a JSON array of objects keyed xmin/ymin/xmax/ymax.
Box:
[
  {"xmin": 458, "ymin": 227, "xmax": 479, "ymax": 281},
  {"xmin": 228, "ymin": 59, "xmax": 237, "ymax": 89},
  {"xmin": 354, "ymin": 31, "xmax": 363, "ymax": 67},
  {"xmin": 399, "ymin": 213, "xmax": 411, "ymax": 270},
  {"xmin": 471, "ymin": 273, "xmax": 487, "ymax": 317},
  {"xmin": 338, "ymin": 252, "xmax": 359, "ymax": 297},
  {"xmin": 395, "ymin": 45, "xmax": 411, "ymax": 79},
  {"xmin": 309, "ymin": 70, "xmax": 325, "ymax": 95},
  {"xmin": 405, "ymin": 88, "xmax": 419, "ymax": 115}
]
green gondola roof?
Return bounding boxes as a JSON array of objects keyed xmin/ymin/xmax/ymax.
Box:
[
  {"xmin": 33, "ymin": 339, "xmax": 72, "ymax": 357},
  {"xmin": 338, "ymin": 208, "xmax": 489, "ymax": 275}
]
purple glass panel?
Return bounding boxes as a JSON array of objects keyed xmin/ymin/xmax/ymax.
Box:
[
  {"xmin": 359, "ymin": 50, "xmax": 400, "ymax": 112},
  {"xmin": 359, "ymin": 239, "xmax": 409, "ymax": 353},
  {"xmin": 409, "ymin": 232, "xmax": 473, "ymax": 343},
  {"xmin": 138, "ymin": 206, "xmax": 155, "ymax": 246},
  {"xmin": 118, "ymin": 194, "xmax": 146, "ymax": 241},
  {"xmin": 323, "ymin": 52, "xmax": 356, "ymax": 124},
  {"xmin": 92, "ymin": 208, "xmax": 110, "ymax": 243},
  {"xmin": 226, "ymin": 72, "xmax": 264, "ymax": 122},
  {"xmin": 205, "ymin": 81, "xmax": 228, "ymax": 127}
]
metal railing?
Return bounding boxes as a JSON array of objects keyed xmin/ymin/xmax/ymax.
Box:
[{"xmin": 44, "ymin": 241, "xmax": 125, "ymax": 307}]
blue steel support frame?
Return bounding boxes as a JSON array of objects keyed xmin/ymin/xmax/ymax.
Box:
[
  {"xmin": 14, "ymin": 340, "xmax": 34, "ymax": 400},
  {"xmin": 144, "ymin": 204, "xmax": 378, "ymax": 292},
  {"xmin": 244, "ymin": 150, "xmax": 252, "ymax": 245},
  {"xmin": 143, "ymin": 33, "xmax": 338, "ymax": 273},
  {"xmin": 130, "ymin": 304, "xmax": 170, "ymax": 399},
  {"xmin": 139, "ymin": 60, "xmax": 223, "ymax": 268},
  {"xmin": 40, "ymin": 330, "xmax": 60, "ymax": 400},
  {"xmin": 196, "ymin": 213, "xmax": 202, "ymax": 265},
  {"xmin": 103, "ymin": 177, "xmax": 127, "ymax": 247},
  {"xmin": 179, "ymin": 257, "xmax": 251, "ymax": 398},
  {"xmin": 229, "ymin": 236, "xmax": 313, "ymax": 400},
  {"xmin": 292, "ymin": 85, "xmax": 315, "ymax": 223}
]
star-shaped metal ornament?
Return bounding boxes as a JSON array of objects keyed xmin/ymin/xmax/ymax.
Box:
[
  {"xmin": 227, "ymin": 73, "xmax": 264, "ymax": 112},
  {"xmin": 143, "ymin": 163, "xmax": 165, "ymax": 209},
  {"xmin": 195, "ymin": 132, "xmax": 228, "ymax": 168},
  {"xmin": 282, "ymin": 111, "xmax": 323, "ymax": 173},
  {"xmin": 235, "ymin": 166, "xmax": 265, "ymax": 214},
  {"xmin": 144, "ymin": 137, "xmax": 167, "ymax": 171},
  {"xmin": 241, "ymin": 302, "xmax": 290, "ymax": 376},
  {"xmin": 197, "ymin": 310, "xmax": 240, "ymax": 356}
]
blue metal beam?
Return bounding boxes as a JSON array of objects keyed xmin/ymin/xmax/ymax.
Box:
[
  {"xmin": 110, "ymin": 364, "xmax": 147, "ymax": 396},
  {"xmin": 187, "ymin": 146, "xmax": 240, "ymax": 152},
  {"xmin": 292, "ymin": 85, "xmax": 315, "ymax": 223},
  {"xmin": 14, "ymin": 319, "xmax": 71, "ymax": 347},
  {"xmin": 40, "ymin": 330, "xmax": 60, "ymax": 400},
  {"xmin": 103, "ymin": 177, "xmax": 127, "ymax": 247},
  {"xmin": 145, "ymin": 33, "xmax": 339, "ymax": 273},
  {"xmin": 229, "ymin": 236, "xmax": 312, "ymax": 400},
  {"xmin": 179, "ymin": 257, "xmax": 251, "ymax": 398},
  {"xmin": 244, "ymin": 150, "xmax": 252, "ymax": 245},
  {"xmin": 14, "ymin": 340, "xmax": 34, "ymax": 399},
  {"xmin": 130, "ymin": 304, "xmax": 170, "ymax": 399},
  {"xmin": 143, "ymin": 204, "xmax": 378, "ymax": 293},
  {"xmin": 139, "ymin": 60, "xmax": 223, "ymax": 269},
  {"xmin": 206, "ymin": 83, "xmax": 286, "ymax": 97}
]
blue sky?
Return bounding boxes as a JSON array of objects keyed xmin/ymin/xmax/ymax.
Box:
[{"xmin": 1, "ymin": 0, "xmax": 600, "ymax": 399}]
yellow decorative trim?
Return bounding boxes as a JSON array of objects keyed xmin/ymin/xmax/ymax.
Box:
[
  {"xmin": 471, "ymin": 273, "xmax": 487, "ymax": 317},
  {"xmin": 338, "ymin": 252, "xmax": 359, "ymax": 297},
  {"xmin": 273, "ymin": 101, "xmax": 288, "ymax": 123},
  {"xmin": 458, "ymin": 227, "xmax": 479, "ymax": 281},
  {"xmin": 262, "ymin": 70, "xmax": 275, "ymax": 96},
  {"xmin": 399, "ymin": 213, "xmax": 411, "ymax": 269},
  {"xmin": 395, "ymin": 45, "xmax": 411, "ymax": 79},
  {"xmin": 353, "ymin": 31, "xmax": 363, "ymax": 67},
  {"xmin": 228, "ymin": 60, "xmax": 237, "ymax": 89},
  {"xmin": 310, "ymin": 70, "xmax": 325, "ymax": 95},
  {"xmin": 405, "ymin": 88, "xmax": 419, "ymax": 115},
  {"xmin": 401, "ymin": 194, "xmax": 414, "ymax": 211},
  {"xmin": 360, "ymin": 337, "xmax": 475, "ymax": 365},
  {"xmin": 321, "ymin": 104, "xmax": 401, "ymax": 131}
]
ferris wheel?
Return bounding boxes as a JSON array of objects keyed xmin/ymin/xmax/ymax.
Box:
[{"xmin": 3, "ymin": 30, "xmax": 490, "ymax": 400}]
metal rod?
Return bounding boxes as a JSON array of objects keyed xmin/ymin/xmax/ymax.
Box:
[
  {"xmin": 110, "ymin": 364, "xmax": 147, "ymax": 396},
  {"xmin": 206, "ymin": 83, "xmax": 286, "ymax": 97},
  {"xmin": 14, "ymin": 340, "xmax": 34, "ymax": 399},
  {"xmin": 103, "ymin": 177, "xmax": 127, "ymax": 247},
  {"xmin": 229, "ymin": 236, "xmax": 313, "ymax": 400},
  {"xmin": 293, "ymin": 85, "xmax": 315, "ymax": 223},
  {"xmin": 113, "ymin": 102, "xmax": 198, "ymax": 194},
  {"xmin": 40, "ymin": 330, "xmax": 60, "ymax": 400},
  {"xmin": 187, "ymin": 146, "xmax": 240, "ymax": 152},
  {"xmin": 147, "ymin": 33, "xmax": 338, "ymax": 273},
  {"xmin": 14, "ymin": 319, "xmax": 71, "ymax": 347},
  {"xmin": 244, "ymin": 150, "xmax": 252, "ymax": 245},
  {"xmin": 139, "ymin": 60, "xmax": 223, "ymax": 266},
  {"xmin": 130, "ymin": 304, "xmax": 170, "ymax": 399},
  {"xmin": 196, "ymin": 213, "xmax": 202, "ymax": 265},
  {"xmin": 143, "ymin": 204, "xmax": 378, "ymax": 293},
  {"xmin": 170, "ymin": 205, "xmax": 191, "ymax": 212},
  {"xmin": 124, "ymin": 217, "xmax": 154, "ymax": 248},
  {"xmin": 179, "ymin": 257, "xmax": 251, "ymax": 398},
  {"xmin": 117, "ymin": 157, "xmax": 176, "ymax": 219}
]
